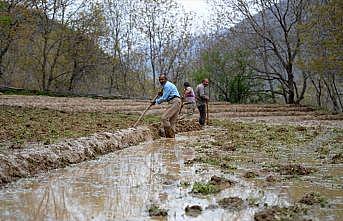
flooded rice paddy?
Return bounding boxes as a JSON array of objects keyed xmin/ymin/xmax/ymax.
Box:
[{"xmin": 0, "ymin": 125, "xmax": 342, "ymax": 221}]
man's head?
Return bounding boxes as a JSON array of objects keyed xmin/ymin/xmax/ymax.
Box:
[
  {"xmin": 159, "ymin": 74, "xmax": 167, "ymax": 85},
  {"xmin": 183, "ymin": 82, "xmax": 190, "ymax": 88},
  {"xmin": 202, "ymin": 78, "xmax": 209, "ymax": 87}
]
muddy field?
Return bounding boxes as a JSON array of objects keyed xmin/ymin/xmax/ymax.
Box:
[
  {"xmin": 0, "ymin": 94, "xmax": 342, "ymax": 220},
  {"xmin": 1, "ymin": 95, "xmax": 342, "ymax": 127}
]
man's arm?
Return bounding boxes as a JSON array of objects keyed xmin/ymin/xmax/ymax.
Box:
[{"xmin": 155, "ymin": 85, "xmax": 171, "ymax": 104}]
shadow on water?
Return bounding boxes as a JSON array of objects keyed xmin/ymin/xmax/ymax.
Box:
[{"xmin": 0, "ymin": 128, "xmax": 342, "ymax": 221}]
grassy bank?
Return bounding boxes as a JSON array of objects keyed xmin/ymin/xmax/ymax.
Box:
[
  {"xmin": 0, "ymin": 105, "xmax": 159, "ymax": 150},
  {"xmin": 189, "ymin": 119, "xmax": 343, "ymax": 177}
]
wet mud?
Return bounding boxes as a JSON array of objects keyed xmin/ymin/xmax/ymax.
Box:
[
  {"xmin": 148, "ymin": 204, "xmax": 168, "ymax": 217},
  {"xmin": 254, "ymin": 205, "xmax": 308, "ymax": 221},
  {"xmin": 0, "ymin": 124, "xmax": 341, "ymax": 221},
  {"xmin": 298, "ymin": 192, "xmax": 327, "ymax": 206},
  {"xmin": 185, "ymin": 205, "xmax": 203, "ymax": 217},
  {"xmin": 275, "ymin": 164, "xmax": 315, "ymax": 176},
  {"xmin": 0, "ymin": 119, "xmax": 201, "ymax": 187},
  {"xmin": 217, "ymin": 197, "xmax": 244, "ymax": 210},
  {"xmin": 0, "ymin": 95, "xmax": 342, "ymax": 220}
]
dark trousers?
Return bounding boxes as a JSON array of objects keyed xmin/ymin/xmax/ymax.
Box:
[{"xmin": 197, "ymin": 104, "xmax": 206, "ymax": 126}]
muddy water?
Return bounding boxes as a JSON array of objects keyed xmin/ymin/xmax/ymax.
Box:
[{"xmin": 0, "ymin": 129, "xmax": 341, "ymax": 221}]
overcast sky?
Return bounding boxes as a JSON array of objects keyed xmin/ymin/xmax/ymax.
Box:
[{"xmin": 176, "ymin": 0, "xmax": 211, "ymax": 33}]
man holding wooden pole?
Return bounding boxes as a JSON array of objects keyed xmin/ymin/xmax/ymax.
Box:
[
  {"xmin": 151, "ymin": 74, "xmax": 181, "ymax": 138},
  {"xmin": 195, "ymin": 79, "xmax": 209, "ymax": 126}
]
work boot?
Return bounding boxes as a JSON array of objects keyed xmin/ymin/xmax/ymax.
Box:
[
  {"xmin": 159, "ymin": 128, "xmax": 165, "ymax": 137},
  {"xmin": 164, "ymin": 127, "xmax": 175, "ymax": 138}
]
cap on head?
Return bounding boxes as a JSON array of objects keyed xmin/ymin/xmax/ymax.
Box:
[{"xmin": 184, "ymin": 82, "xmax": 190, "ymax": 87}]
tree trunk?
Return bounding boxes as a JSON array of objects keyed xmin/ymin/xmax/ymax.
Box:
[
  {"xmin": 323, "ymin": 77, "xmax": 339, "ymax": 112},
  {"xmin": 262, "ymin": 39, "xmax": 276, "ymax": 103},
  {"xmin": 332, "ymin": 74, "xmax": 343, "ymax": 111},
  {"xmin": 309, "ymin": 74, "xmax": 322, "ymax": 107},
  {"xmin": 286, "ymin": 64, "xmax": 295, "ymax": 104},
  {"xmin": 42, "ymin": 36, "xmax": 48, "ymax": 91},
  {"xmin": 68, "ymin": 60, "xmax": 78, "ymax": 92}
]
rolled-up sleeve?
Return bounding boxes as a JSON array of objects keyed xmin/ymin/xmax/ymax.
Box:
[{"xmin": 156, "ymin": 85, "xmax": 171, "ymax": 104}]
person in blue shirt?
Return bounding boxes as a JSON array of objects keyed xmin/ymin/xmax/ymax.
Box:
[{"xmin": 151, "ymin": 74, "xmax": 181, "ymax": 138}]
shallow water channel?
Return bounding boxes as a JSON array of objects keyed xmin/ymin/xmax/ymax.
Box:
[{"xmin": 0, "ymin": 128, "xmax": 342, "ymax": 221}]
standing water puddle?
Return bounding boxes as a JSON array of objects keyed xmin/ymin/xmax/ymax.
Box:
[{"xmin": 0, "ymin": 128, "xmax": 342, "ymax": 221}]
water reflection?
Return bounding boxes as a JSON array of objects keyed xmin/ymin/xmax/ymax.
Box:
[
  {"xmin": 0, "ymin": 139, "xmax": 193, "ymax": 220},
  {"xmin": 0, "ymin": 131, "xmax": 340, "ymax": 221}
]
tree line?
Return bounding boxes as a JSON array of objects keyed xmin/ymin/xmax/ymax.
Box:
[{"xmin": 0, "ymin": 0, "xmax": 341, "ymax": 111}]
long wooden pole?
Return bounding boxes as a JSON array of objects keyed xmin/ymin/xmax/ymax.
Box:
[
  {"xmin": 133, "ymin": 95, "xmax": 159, "ymax": 127},
  {"xmin": 206, "ymin": 100, "xmax": 209, "ymax": 125}
]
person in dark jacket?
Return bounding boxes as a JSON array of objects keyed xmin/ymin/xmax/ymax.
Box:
[{"xmin": 194, "ymin": 79, "xmax": 209, "ymax": 126}]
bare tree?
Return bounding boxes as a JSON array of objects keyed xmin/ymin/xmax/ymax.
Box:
[
  {"xmin": 137, "ymin": 0, "xmax": 193, "ymax": 89},
  {"xmin": 103, "ymin": 0, "xmax": 134, "ymax": 95},
  {"xmin": 66, "ymin": 2, "xmax": 107, "ymax": 92},
  {"xmin": 212, "ymin": 0, "xmax": 309, "ymax": 104},
  {"xmin": 0, "ymin": 0, "xmax": 32, "ymax": 83},
  {"xmin": 299, "ymin": 0, "xmax": 342, "ymax": 112},
  {"xmin": 28, "ymin": 0, "xmax": 88, "ymax": 91}
]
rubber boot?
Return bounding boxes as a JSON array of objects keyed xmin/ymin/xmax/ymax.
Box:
[
  {"xmin": 159, "ymin": 128, "xmax": 165, "ymax": 137},
  {"xmin": 164, "ymin": 127, "xmax": 175, "ymax": 138}
]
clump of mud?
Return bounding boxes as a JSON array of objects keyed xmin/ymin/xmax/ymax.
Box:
[
  {"xmin": 209, "ymin": 140, "xmax": 236, "ymax": 151},
  {"xmin": 221, "ymin": 144, "xmax": 236, "ymax": 151},
  {"xmin": 217, "ymin": 197, "xmax": 244, "ymax": 210},
  {"xmin": 243, "ymin": 171, "xmax": 259, "ymax": 178},
  {"xmin": 185, "ymin": 205, "xmax": 202, "ymax": 217},
  {"xmin": 299, "ymin": 192, "xmax": 327, "ymax": 206},
  {"xmin": 266, "ymin": 175, "xmax": 278, "ymax": 183},
  {"xmin": 191, "ymin": 175, "xmax": 235, "ymax": 195},
  {"xmin": 331, "ymin": 153, "xmax": 343, "ymax": 164},
  {"xmin": 184, "ymin": 158, "xmax": 198, "ymax": 165},
  {"xmin": 254, "ymin": 205, "xmax": 308, "ymax": 221},
  {"xmin": 184, "ymin": 156, "xmax": 219, "ymax": 166},
  {"xmin": 148, "ymin": 204, "xmax": 168, "ymax": 217},
  {"xmin": 277, "ymin": 164, "xmax": 315, "ymax": 175},
  {"xmin": 209, "ymin": 175, "xmax": 235, "ymax": 190}
]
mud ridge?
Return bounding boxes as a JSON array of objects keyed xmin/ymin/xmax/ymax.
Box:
[{"xmin": 0, "ymin": 119, "xmax": 201, "ymax": 187}]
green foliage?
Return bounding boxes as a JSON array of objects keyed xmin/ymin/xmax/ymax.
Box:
[
  {"xmin": 0, "ymin": 15, "xmax": 11, "ymax": 25},
  {"xmin": 148, "ymin": 204, "xmax": 168, "ymax": 217},
  {"xmin": 192, "ymin": 68, "xmax": 210, "ymax": 84},
  {"xmin": 228, "ymin": 74, "xmax": 250, "ymax": 103},
  {"xmin": 0, "ymin": 1, "xmax": 11, "ymax": 25},
  {"xmin": 191, "ymin": 48, "xmax": 259, "ymax": 103},
  {"xmin": 191, "ymin": 182, "xmax": 219, "ymax": 195}
]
